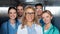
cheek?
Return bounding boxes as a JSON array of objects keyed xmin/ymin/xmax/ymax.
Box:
[
  {"xmin": 43, "ymin": 18, "xmax": 51, "ymax": 23},
  {"xmin": 9, "ymin": 14, "xmax": 17, "ymax": 18},
  {"xmin": 9, "ymin": 14, "xmax": 11, "ymax": 17},
  {"xmin": 44, "ymin": 18, "xmax": 50, "ymax": 21},
  {"xmin": 14, "ymin": 14, "xmax": 17, "ymax": 17},
  {"xmin": 32, "ymin": 15, "xmax": 34, "ymax": 19},
  {"xmin": 47, "ymin": 17, "xmax": 51, "ymax": 21},
  {"xmin": 14, "ymin": 14, "xmax": 17, "ymax": 18},
  {"xmin": 37, "ymin": 11, "xmax": 42, "ymax": 14},
  {"xmin": 26, "ymin": 15, "xmax": 28, "ymax": 19},
  {"xmin": 15, "ymin": 13, "xmax": 17, "ymax": 16},
  {"xmin": 26, "ymin": 15, "xmax": 34, "ymax": 20}
]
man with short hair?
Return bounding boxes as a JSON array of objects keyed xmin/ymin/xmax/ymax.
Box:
[
  {"xmin": 16, "ymin": 3, "xmax": 24, "ymax": 24},
  {"xmin": 35, "ymin": 3, "xmax": 44, "ymax": 26}
]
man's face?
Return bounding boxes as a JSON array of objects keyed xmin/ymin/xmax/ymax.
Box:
[
  {"xmin": 17, "ymin": 6, "xmax": 23, "ymax": 17},
  {"xmin": 36, "ymin": 6, "xmax": 43, "ymax": 16}
]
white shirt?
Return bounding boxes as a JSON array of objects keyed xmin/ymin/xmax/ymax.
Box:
[
  {"xmin": 17, "ymin": 24, "xmax": 43, "ymax": 34},
  {"xmin": 44, "ymin": 30, "xmax": 48, "ymax": 33}
]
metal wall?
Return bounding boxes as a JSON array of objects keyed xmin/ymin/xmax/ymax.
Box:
[{"xmin": 0, "ymin": 0, "xmax": 60, "ymax": 31}]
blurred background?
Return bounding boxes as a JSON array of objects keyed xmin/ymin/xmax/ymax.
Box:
[{"xmin": 0, "ymin": 0, "xmax": 60, "ymax": 33}]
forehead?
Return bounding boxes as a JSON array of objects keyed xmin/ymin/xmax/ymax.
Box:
[
  {"xmin": 26, "ymin": 8, "xmax": 34, "ymax": 12},
  {"xmin": 17, "ymin": 6, "xmax": 23, "ymax": 9},
  {"xmin": 9, "ymin": 9, "xmax": 16, "ymax": 12},
  {"xmin": 42, "ymin": 13, "xmax": 50, "ymax": 16},
  {"xmin": 36, "ymin": 6, "xmax": 42, "ymax": 8}
]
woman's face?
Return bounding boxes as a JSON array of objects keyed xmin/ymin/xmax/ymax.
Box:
[
  {"xmin": 25, "ymin": 8, "xmax": 35, "ymax": 22},
  {"xmin": 9, "ymin": 9, "xmax": 17, "ymax": 20},
  {"xmin": 42, "ymin": 13, "xmax": 52, "ymax": 24}
]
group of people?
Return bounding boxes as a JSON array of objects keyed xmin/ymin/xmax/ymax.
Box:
[{"xmin": 1, "ymin": 3, "xmax": 60, "ymax": 34}]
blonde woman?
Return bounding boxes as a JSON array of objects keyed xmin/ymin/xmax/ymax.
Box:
[
  {"xmin": 17, "ymin": 5, "xmax": 43, "ymax": 34},
  {"xmin": 41, "ymin": 10, "xmax": 59, "ymax": 34}
]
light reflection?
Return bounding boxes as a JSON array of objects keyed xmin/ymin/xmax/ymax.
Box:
[
  {"xmin": 45, "ymin": 6, "xmax": 60, "ymax": 16},
  {"xmin": 0, "ymin": 7, "xmax": 9, "ymax": 16}
]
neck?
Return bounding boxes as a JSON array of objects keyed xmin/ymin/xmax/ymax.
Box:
[
  {"xmin": 18, "ymin": 17, "xmax": 21, "ymax": 19},
  {"xmin": 45, "ymin": 23, "xmax": 51, "ymax": 30},
  {"xmin": 18, "ymin": 16, "xmax": 22, "ymax": 20},
  {"xmin": 27, "ymin": 21, "xmax": 33, "ymax": 27},
  {"xmin": 10, "ymin": 19, "xmax": 15, "ymax": 24},
  {"xmin": 38, "ymin": 15, "xmax": 41, "ymax": 19}
]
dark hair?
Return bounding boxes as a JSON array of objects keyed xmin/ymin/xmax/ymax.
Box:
[
  {"xmin": 8, "ymin": 7, "xmax": 17, "ymax": 14},
  {"xmin": 16, "ymin": 3, "xmax": 24, "ymax": 8},
  {"xmin": 8, "ymin": 7, "xmax": 18, "ymax": 20},
  {"xmin": 35, "ymin": 3, "xmax": 43, "ymax": 7}
]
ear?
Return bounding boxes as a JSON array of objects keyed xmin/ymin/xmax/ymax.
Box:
[{"xmin": 51, "ymin": 16, "xmax": 53, "ymax": 20}]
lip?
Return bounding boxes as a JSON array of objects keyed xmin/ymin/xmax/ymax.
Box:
[
  {"xmin": 27, "ymin": 16, "xmax": 33, "ymax": 21},
  {"xmin": 10, "ymin": 15, "xmax": 16, "ymax": 18}
]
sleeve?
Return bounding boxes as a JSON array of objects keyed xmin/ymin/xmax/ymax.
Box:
[{"xmin": 1, "ymin": 22, "xmax": 7, "ymax": 34}]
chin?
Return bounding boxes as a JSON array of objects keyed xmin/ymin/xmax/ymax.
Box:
[
  {"xmin": 27, "ymin": 20, "xmax": 32, "ymax": 22},
  {"xmin": 10, "ymin": 18, "xmax": 16, "ymax": 20},
  {"xmin": 12, "ymin": 19, "xmax": 15, "ymax": 20}
]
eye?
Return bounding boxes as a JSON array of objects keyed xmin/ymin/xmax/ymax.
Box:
[
  {"xmin": 21, "ymin": 9, "xmax": 23, "ymax": 10},
  {"xmin": 46, "ymin": 16, "xmax": 49, "ymax": 18},
  {"xmin": 25, "ymin": 12, "xmax": 35, "ymax": 15},
  {"xmin": 9, "ymin": 12, "xmax": 12, "ymax": 14}
]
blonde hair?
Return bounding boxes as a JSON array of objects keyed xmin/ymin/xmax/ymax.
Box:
[
  {"xmin": 41, "ymin": 10, "xmax": 53, "ymax": 16},
  {"xmin": 21, "ymin": 5, "xmax": 40, "ymax": 29}
]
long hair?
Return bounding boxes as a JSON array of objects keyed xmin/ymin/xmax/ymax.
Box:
[{"xmin": 21, "ymin": 5, "xmax": 40, "ymax": 29}]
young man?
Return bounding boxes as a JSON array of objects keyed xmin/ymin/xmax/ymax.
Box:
[
  {"xmin": 35, "ymin": 3, "xmax": 44, "ymax": 26},
  {"xmin": 16, "ymin": 3, "xmax": 24, "ymax": 24}
]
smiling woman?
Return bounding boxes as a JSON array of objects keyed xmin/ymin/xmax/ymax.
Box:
[
  {"xmin": 1, "ymin": 7, "xmax": 19, "ymax": 34},
  {"xmin": 17, "ymin": 5, "xmax": 43, "ymax": 34},
  {"xmin": 41, "ymin": 10, "xmax": 59, "ymax": 34}
]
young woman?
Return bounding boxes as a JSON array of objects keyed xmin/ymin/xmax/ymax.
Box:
[
  {"xmin": 17, "ymin": 5, "xmax": 43, "ymax": 34},
  {"xmin": 1, "ymin": 7, "xmax": 19, "ymax": 34},
  {"xmin": 41, "ymin": 10, "xmax": 59, "ymax": 34}
]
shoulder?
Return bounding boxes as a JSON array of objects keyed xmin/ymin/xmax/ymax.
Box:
[
  {"xmin": 18, "ymin": 24, "xmax": 22, "ymax": 29},
  {"xmin": 1, "ymin": 21, "xmax": 8, "ymax": 29},
  {"xmin": 35, "ymin": 24, "xmax": 42, "ymax": 28},
  {"xmin": 35, "ymin": 24, "xmax": 43, "ymax": 34},
  {"xmin": 35, "ymin": 24, "xmax": 43, "ymax": 30},
  {"xmin": 54, "ymin": 26, "xmax": 59, "ymax": 31},
  {"xmin": 53, "ymin": 25, "xmax": 59, "ymax": 34},
  {"xmin": 17, "ymin": 24, "xmax": 28, "ymax": 34},
  {"xmin": 17, "ymin": 24, "xmax": 25, "ymax": 30},
  {"xmin": 2, "ymin": 21, "xmax": 8, "ymax": 26},
  {"xmin": 52, "ymin": 25, "xmax": 59, "ymax": 31}
]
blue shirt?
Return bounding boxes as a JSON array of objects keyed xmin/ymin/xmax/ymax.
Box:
[
  {"xmin": 39, "ymin": 19, "xmax": 45, "ymax": 27},
  {"xmin": 17, "ymin": 19, "xmax": 22, "ymax": 25},
  {"xmin": 27, "ymin": 24, "xmax": 37, "ymax": 34},
  {"xmin": 0, "ymin": 28, "xmax": 1, "ymax": 34},
  {"xmin": 1, "ymin": 20, "xmax": 19, "ymax": 34}
]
